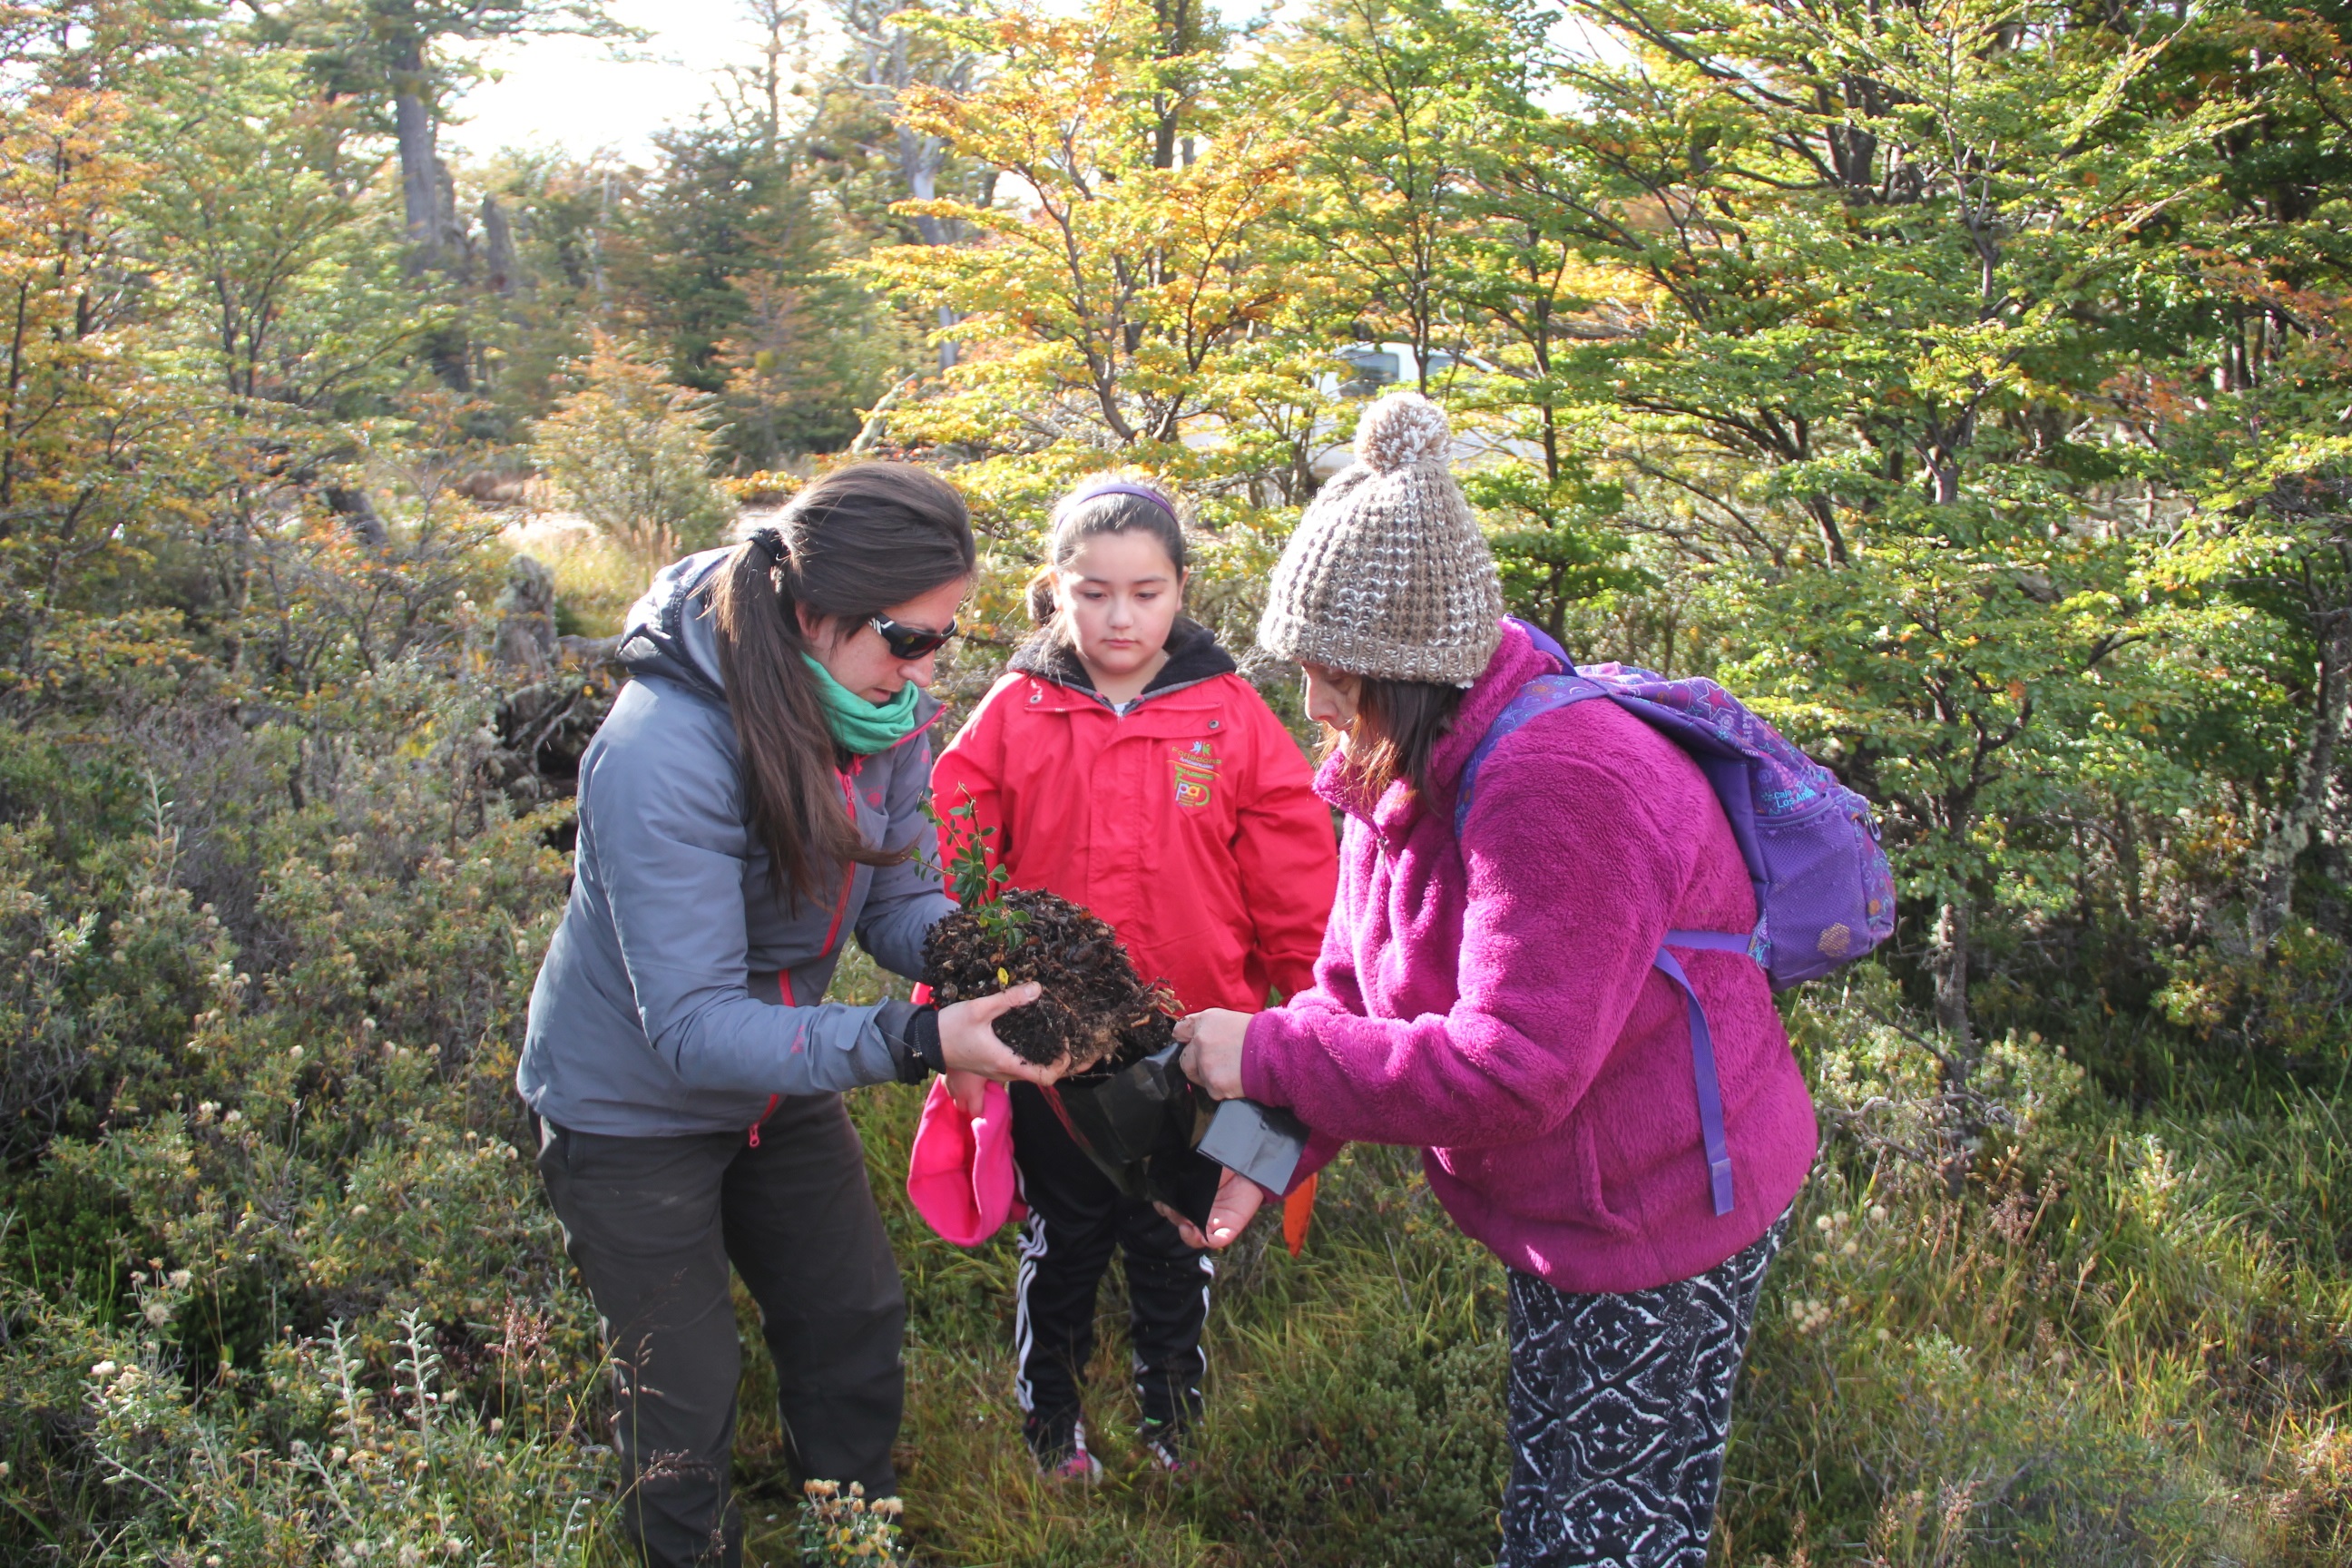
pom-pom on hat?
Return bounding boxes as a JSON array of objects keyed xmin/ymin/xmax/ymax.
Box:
[{"xmin": 1258, "ymin": 391, "xmax": 1503, "ymax": 684}]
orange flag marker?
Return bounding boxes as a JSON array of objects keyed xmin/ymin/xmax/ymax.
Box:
[{"xmin": 1282, "ymin": 1172, "xmax": 1318, "ymax": 1257}]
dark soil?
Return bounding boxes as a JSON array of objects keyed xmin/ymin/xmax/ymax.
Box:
[{"xmin": 920, "ymin": 888, "xmax": 1179, "ymax": 1073}]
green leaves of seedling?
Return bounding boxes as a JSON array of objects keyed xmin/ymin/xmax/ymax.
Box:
[{"xmin": 927, "ymin": 787, "xmax": 1026, "ymax": 939}]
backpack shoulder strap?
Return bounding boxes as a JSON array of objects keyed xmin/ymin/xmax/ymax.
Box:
[
  {"xmin": 1455, "ymin": 622, "xmax": 1749, "ymax": 1220},
  {"xmin": 1653, "ymin": 942, "xmax": 1739, "ymax": 1216},
  {"xmin": 1453, "ymin": 673, "xmax": 1609, "ymax": 838}
]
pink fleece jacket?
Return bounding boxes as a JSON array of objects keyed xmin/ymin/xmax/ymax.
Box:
[{"xmin": 1241, "ymin": 622, "xmax": 1817, "ymax": 1294}]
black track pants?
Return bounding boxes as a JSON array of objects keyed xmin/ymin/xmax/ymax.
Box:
[
  {"xmin": 536, "ymin": 1096, "xmax": 906, "ymax": 1568},
  {"xmin": 1501, "ymin": 1208, "xmax": 1790, "ymax": 1568},
  {"xmin": 1007, "ymin": 1082, "xmax": 1211, "ymax": 1456}
]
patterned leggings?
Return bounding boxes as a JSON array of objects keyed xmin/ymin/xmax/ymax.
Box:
[{"xmin": 1501, "ymin": 1210, "xmax": 1790, "ymax": 1568}]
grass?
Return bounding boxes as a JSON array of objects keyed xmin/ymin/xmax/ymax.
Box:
[
  {"xmin": 701, "ymin": 956, "xmax": 2352, "ymax": 1567},
  {"xmin": 509, "ymin": 523, "xmax": 660, "ymax": 640},
  {"xmin": 5, "ymin": 722, "xmax": 2350, "ymax": 1567},
  {"xmin": 731, "ymin": 1084, "xmax": 1511, "ymax": 1568}
]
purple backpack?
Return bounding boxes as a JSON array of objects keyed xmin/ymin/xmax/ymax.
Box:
[{"xmin": 1455, "ymin": 619, "xmax": 1896, "ymax": 1216}]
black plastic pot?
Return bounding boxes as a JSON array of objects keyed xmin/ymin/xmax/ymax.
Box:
[
  {"xmin": 1045, "ymin": 1042, "xmax": 1220, "ymax": 1228},
  {"xmin": 1044, "ymin": 1043, "xmax": 1312, "ymax": 1230}
]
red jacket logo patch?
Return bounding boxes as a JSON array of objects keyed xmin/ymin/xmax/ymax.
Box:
[{"xmin": 1171, "ymin": 740, "xmax": 1221, "ymax": 809}]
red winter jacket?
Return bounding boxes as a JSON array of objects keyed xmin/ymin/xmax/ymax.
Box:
[{"xmin": 932, "ymin": 620, "xmax": 1338, "ymax": 1014}]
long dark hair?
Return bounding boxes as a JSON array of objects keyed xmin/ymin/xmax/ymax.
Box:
[
  {"xmin": 709, "ymin": 462, "xmax": 975, "ymax": 906},
  {"xmin": 1327, "ymin": 676, "xmax": 1465, "ymax": 803},
  {"xmin": 1024, "ymin": 474, "xmax": 1190, "ymax": 640}
]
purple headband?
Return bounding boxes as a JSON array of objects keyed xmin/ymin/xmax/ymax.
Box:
[{"xmin": 1072, "ymin": 481, "xmax": 1180, "ymax": 524}]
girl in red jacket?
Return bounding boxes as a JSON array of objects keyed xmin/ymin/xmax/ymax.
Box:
[{"xmin": 933, "ymin": 475, "xmax": 1337, "ymax": 1479}]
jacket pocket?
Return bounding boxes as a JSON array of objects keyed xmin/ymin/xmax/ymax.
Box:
[
  {"xmin": 1445, "ymin": 1116, "xmax": 1643, "ymax": 1241},
  {"xmin": 1570, "ymin": 1116, "xmax": 1644, "ymax": 1240}
]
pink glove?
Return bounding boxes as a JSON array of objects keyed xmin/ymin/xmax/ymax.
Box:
[{"xmin": 906, "ymin": 1075, "xmax": 1024, "ymax": 1246}]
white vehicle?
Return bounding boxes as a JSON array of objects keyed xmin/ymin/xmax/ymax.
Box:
[
  {"xmin": 1170, "ymin": 342, "xmax": 1541, "ymax": 492},
  {"xmin": 1308, "ymin": 343, "xmax": 1537, "ymax": 479}
]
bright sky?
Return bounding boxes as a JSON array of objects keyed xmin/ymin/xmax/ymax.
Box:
[
  {"xmin": 447, "ymin": 0, "xmax": 1598, "ymax": 168},
  {"xmin": 446, "ymin": 0, "xmax": 1308, "ymax": 167},
  {"xmin": 447, "ymin": 0, "xmax": 772, "ymax": 166}
]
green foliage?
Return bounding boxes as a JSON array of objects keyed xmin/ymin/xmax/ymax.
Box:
[
  {"xmin": 8, "ymin": 0, "xmax": 2352, "ymax": 1561},
  {"xmin": 129, "ymin": 46, "xmax": 424, "ymax": 426},
  {"xmin": 859, "ymin": 0, "xmax": 1332, "ymax": 513},
  {"xmin": 616, "ymin": 122, "xmax": 907, "ymax": 468},
  {"xmin": 1273, "ymin": 0, "xmax": 1500, "ymax": 385},
  {"xmin": 799, "ymin": 1479, "xmax": 907, "ymax": 1563},
  {"xmin": 1457, "ymin": 462, "xmax": 1641, "ymax": 650},
  {"xmin": 935, "ymin": 788, "xmax": 1011, "ymax": 911},
  {"xmin": 531, "ymin": 334, "xmax": 736, "ymax": 562},
  {"xmin": 0, "ymin": 660, "xmax": 622, "ymax": 1563}
]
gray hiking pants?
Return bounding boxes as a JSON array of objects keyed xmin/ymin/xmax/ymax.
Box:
[{"xmin": 537, "ymin": 1095, "xmax": 906, "ymax": 1568}]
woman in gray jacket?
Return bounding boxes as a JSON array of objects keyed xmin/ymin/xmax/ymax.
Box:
[{"xmin": 518, "ymin": 463, "xmax": 1058, "ymax": 1568}]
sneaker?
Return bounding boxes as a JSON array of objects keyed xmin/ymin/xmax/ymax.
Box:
[
  {"xmin": 1047, "ymin": 1446, "xmax": 1104, "ymax": 1483},
  {"xmin": 1031, "ymin": 1421, "xmax": 1103, "ymax": 1484},
  {"xmin": 1138, "ymin": 1418, "xmax": 1188, "ymax": 1475}
]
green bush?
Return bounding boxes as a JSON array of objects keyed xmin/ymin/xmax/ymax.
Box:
[
  {"xmin": 12, "ymin": 686, "xmax": 2352, "ymax": 1566},
  {"xmin": 3, "ymin": 491, "xmax": 2348, "ymax": 1568},
  {"xmin": 533, "ymin": 335, "xmax": 737, "ymax": 564},
  {"xmin": 0, "ymin": 676, "xmax": 622, "ymax": 1564}
]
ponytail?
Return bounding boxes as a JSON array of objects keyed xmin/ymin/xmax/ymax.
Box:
[{"xmin": 707, "ymin": 462, "xmax": 975, "ymax": 906}]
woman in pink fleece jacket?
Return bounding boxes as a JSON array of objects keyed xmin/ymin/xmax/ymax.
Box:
[{"xmin": 1176, "ymin": 393, "xmax": 1815, "ymax": 1568}]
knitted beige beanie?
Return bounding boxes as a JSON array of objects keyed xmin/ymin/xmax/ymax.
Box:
[{"xmin": 1258, "ymin": 392, "xmax": 1503, "ymax": 683}]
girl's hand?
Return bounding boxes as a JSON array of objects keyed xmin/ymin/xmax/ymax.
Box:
[
  {"xmin": 1174, "ymin": 1008, "xmax": 1252, "ymax": 1100},
  {"xmin": 945, "ymin": 1068, "xmax": 989, "ymax": 1118},
  {"xmin": 937, "ymin": 984, "xmax": 1064, "ymax": 1086},
  {"xmin": 1154, "ymin": 1168, "xmax": 1266, "ymax": 1250}
]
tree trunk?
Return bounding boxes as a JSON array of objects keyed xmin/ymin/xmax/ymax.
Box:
[
  {"xmin": 481, "ymin": 195, "xmax": 522, "ymax": 296},
  {"xmin": 1931, "ymin": 894, "xmax": 1973, "ymax": 1072},
  {"xmin": 2116, "ymin": 804, "xmax": 2143, "ymax": 927},
  {"xmin": 1150, "ymin": 0, "xmax": 1196, "ymax": 169},
  {"xmin": 1931, "ymin": 891, "xmax": 1982, "ymax": 1196},
  {"xmin": 326, "ymin": 485, "xmax": 388, "ymax": 549},
  {"xmin": 436, "ymin": 158, "xmax": 468, "ymax": 274},
  {"xmin": 1805, "ymin": 495, "xmax": 1849, "ymax": 564},
  {"xmin": 896, "ymin": 134, "xmax": 961, "ymax": 372},
  {"xmin": 392, "ymin": 36, "xmax": 439, "ymax": 272},
  {"xmin": 495, "ymin": 555, "xmax": 558, "ymax": 675},
  {"xmin": 2249, "ymin": 603, "xmax": 2352, "ymax": 948}
]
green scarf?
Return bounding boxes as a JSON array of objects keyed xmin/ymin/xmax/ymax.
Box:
[{"xmin": 802, "ymin": 655, "xmax": 923, "ymax": 755}]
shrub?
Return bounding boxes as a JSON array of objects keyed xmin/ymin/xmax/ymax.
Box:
[
  {"xmin": 533, "ymin": 334, "xmax": 737, "ymax": 564},
  {"xmin": 6, "ymin": 472, "xmax": 2351, "ymax": 1568}
]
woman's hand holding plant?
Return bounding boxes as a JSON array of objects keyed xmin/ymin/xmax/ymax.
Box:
[
  {"xmin": 937, "ymin": 984, "xmax": 1064, "ymax": 1089},
  {"xmin": 1174, "ymin": 1007, "xmax": 1252, "ymax": 1100}
]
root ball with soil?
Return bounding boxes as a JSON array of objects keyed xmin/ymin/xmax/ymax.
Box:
[{"xmin": 920, "ymin": 888, "xmax": 1179, "ymax": 1073}]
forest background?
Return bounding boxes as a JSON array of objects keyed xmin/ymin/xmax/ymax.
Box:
[{"xmin": 2, "ymin": 0, "xmax": 2351, "ymax": 1560}]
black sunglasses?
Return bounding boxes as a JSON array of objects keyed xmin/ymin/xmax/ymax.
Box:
[{"xmin": 867, "ymin": 612, "xmax": 958, "ymax": 660}]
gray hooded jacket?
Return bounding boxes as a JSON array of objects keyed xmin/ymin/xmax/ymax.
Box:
[{"xmin": 517, "ymin": 547, "xmax": 954, "ymax": 1137}]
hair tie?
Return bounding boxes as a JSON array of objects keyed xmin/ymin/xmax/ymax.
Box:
[
  {"xmin": 749, "ymin": 526, "xmax": 787, "ymax": 565},
  {"xmin": 1073, "ymin": 482, "xmax": 1181, "ymax": 525}
]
